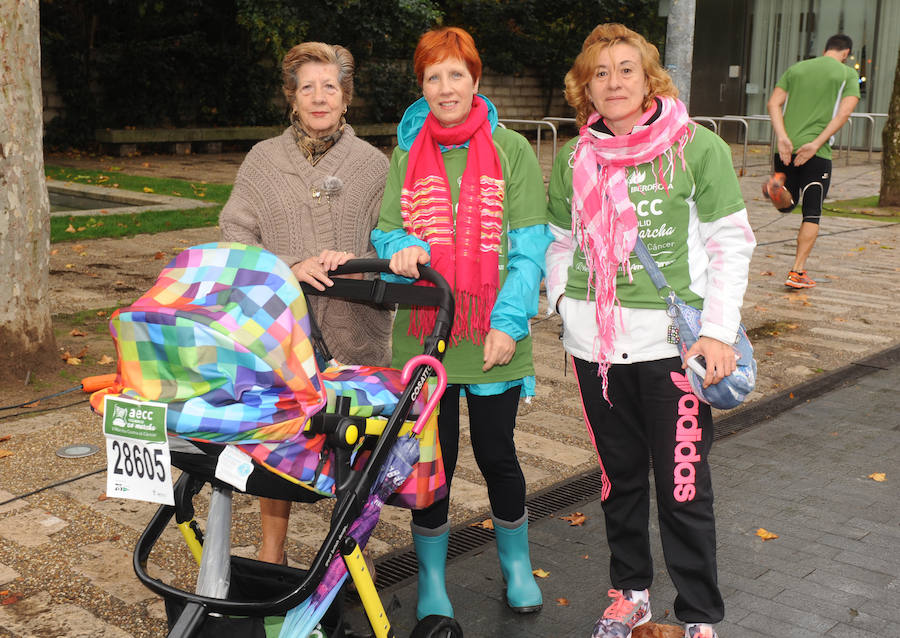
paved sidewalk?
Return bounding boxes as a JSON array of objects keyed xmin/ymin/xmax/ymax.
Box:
[
  {"xmin": 0, "ymin": 145, "xmax": 896, "ymax": 637},
  {"xmin": 356, "ymin": 346, "xmax": 900, "ymax": 638}
]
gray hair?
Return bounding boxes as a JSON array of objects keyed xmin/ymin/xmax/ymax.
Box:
[{"xmin": 282, "ymin": 42, "xmax": 354, "ymax": 107}]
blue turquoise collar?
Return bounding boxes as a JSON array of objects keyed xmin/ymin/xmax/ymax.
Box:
[{"xmin": 397, "ymin": 94, "xmax": 499, "ymax": 151}]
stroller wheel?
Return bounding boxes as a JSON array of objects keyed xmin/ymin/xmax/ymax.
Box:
[{"xmin": 410, "ymin": 614, "xmax": 463, "ymax": 638}]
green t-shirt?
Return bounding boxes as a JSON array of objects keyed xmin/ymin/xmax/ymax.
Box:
[
  {"xmin": 776, "ymin": 55, "xmax": 861, "ymax": 160},
  {"xmin": 547, "ymin": 124, "xmax": 745, "ymax": 309},
  {"xmin": 377, "ymin": 126, "xmax": 546, "ymax": 384}
]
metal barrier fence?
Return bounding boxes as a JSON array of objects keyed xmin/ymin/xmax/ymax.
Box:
[
  {"xmin": 501, "ymin": 112, "xmax": 885, "ymax": 175},
  {"xmin": 496, "ymin": 119, "xmax": 558, "ymax": 168}
]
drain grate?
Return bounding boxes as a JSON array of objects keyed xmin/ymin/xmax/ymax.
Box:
[{"xmin": 373, "ymin": 469, "xmax": 607, "ymax": 590}]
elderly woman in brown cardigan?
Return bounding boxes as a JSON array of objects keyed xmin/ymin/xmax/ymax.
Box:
[{"xmin": 219, "ymin": 41, "xmax": 391, "ymax": 564}]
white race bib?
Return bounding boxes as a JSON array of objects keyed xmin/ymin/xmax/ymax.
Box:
[{"xmin": 103, "ymin": 396, "xmax": 174, "ymax": 505}]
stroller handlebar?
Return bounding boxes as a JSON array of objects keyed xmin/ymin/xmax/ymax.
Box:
[{"xmin": 301, "ymin": 258, "xmax": 455, "ymax": 348}]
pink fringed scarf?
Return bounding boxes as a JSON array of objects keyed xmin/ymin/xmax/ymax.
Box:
[
  {"xmin": 401, "ymin": 96, "xmax": 505, "ymax": 345},
  {"xmin": 571, "ymin": 96, "xmax": 694, "ymax": 400}
]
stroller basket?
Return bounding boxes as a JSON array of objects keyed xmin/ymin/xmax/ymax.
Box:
[{"xmin": 93, "ymin": 245, "xmax": 455, "ymax": 638}]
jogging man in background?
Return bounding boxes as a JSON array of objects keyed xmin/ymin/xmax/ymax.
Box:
[{"xmin": 764, "ymin": 33, "xmax": 860, "ymax": 289}]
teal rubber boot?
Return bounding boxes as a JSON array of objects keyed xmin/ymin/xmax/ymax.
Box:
[
  {"xmin": 493, "ymin": 510, "xmax": 543, "ymax": 613},
  {"xmin": 411, "ymin": 522, "xmax": 454, "ymax": 620}
]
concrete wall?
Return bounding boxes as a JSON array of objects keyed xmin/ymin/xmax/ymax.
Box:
[
  {"xmin": 40, "ymin": 65, "xmax": 575, "ymax": 128},
  {"xmin": 479, "ymin": 69, "xmax": 572, "ymax": 121}
]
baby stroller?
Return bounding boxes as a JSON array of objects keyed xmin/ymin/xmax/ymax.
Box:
[{"xmin": 90, "ymin": 242, "xmax": 463, "ymax": 638}]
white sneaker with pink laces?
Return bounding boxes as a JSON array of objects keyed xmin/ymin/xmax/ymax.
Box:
[
  {"xmin": 591, "ymin": 589, "xmax": 651, "ymax": 638},
  {"xmin": 684, "ymin": 622, "xmax": 718, "ymax": 638}
]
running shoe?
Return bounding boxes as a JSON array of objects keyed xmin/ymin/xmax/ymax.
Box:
[
  {"xmin": 684, "ymin": 623, "xmax": 718, "ymax": 638},
  {"xmin": 762, "ymin": 172, "xmax": 793, "ymax": 210},
  {"xmin": 785, "ymin": 269, "xmax": 815, "ymax": 288},
  {"xmin": 591, "ymin": 589, "xmax": 651, "ymax": 638}
]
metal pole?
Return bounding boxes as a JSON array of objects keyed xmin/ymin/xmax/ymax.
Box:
[{"xmin": 663, "ymin": 0, "xmax": 697, "ymax": 111}]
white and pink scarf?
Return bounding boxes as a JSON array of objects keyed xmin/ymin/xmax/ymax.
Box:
[{"xmin": 571, "ymin": 96, "xmax": 694, "ymax": 399}]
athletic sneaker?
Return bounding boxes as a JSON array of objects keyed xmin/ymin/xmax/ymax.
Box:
[
  {"xmin": 762, "ymin": 172, "xmax": 794, "ymax": 210},
  {"xmin": 785, "ymin": 269, "xmax": 815, "ymax": 288},
  {"xmin": 591, "ymin": 589, "xmax": 651, "ymax": 638},
  {"xmin": 684, "ymin": 623, "xmax": 718, "ymax": 638}
]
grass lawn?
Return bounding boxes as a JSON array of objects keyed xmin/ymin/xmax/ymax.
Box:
[
  {"xmin": 823, "ymin": 195, "xmax": 900, "ymax": 223},
  {"xmin": 46, "ymin": 165, "xmax": 232, "ymax": 242}
]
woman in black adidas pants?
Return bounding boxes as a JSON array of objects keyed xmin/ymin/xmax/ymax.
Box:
[{"xmin": 544, "ymin": 23, "xmax": 756, "ymax": 638}]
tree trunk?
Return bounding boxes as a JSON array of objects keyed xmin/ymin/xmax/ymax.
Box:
[
  {"xmin": 0, "ymin": 0, "xmax": 58, "ymax": 380},
  {"xmin": 880, "ymin": 45, "xmax": 900, "ymax": 206}
]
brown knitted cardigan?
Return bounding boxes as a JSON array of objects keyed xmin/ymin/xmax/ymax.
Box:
[{"xmin": 220, "ymin": 125, "xmax": 392, "ymax": 366}]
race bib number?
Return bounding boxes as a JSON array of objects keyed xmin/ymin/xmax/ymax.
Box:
[{"xmin": 103, "ymin": 396, "xmax": 175, "ymax": 505}]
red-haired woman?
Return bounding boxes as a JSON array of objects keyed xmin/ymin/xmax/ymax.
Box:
[
  {"xmin": 546, "ymin": 24, "xmax": 755, "ymax": 638},
  {"xmin": 372, "ymin": 26, "xmax": 550, "ymax": 621}
]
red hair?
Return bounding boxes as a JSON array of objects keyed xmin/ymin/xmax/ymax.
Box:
[{"xmin": 413, "ymin": 27, "xmax": 482, "ymax": 86}]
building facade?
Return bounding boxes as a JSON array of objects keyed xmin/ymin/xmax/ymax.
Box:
[{"xmin": 690, "ymin": 0, "xmax": 899, "ymax": 149}]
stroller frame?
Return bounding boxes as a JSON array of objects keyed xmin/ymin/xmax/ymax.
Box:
[{"xmin": 129, "ymin": 259, "xmax": 454, "ymax": 638}]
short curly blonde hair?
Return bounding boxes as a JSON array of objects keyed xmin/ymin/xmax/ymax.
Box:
[
  {"xmin": 564, "ymin": 23, "xmax": 677, "ymax": 126},
  {"xmin": 282, "ymin": 42, "xmax": 354, "ymax": 108}
]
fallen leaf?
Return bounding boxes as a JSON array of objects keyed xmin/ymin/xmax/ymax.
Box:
[
  {"xmin": 789, "ymin": 392, "xmax": 795, "ymax": 399},
  {"xmin": 98, "ymin": 493, "xmax": 108, "ymax": 501},
  {"xmin": 69, "ymin": 329, "xmax": 87, "ymax": 337},
  {"xmin": 868, "ymin": 472, "xmax": 886, "ymax": 482},
  {"xmin": 154, "ymin": 251, "xmax": 166, "ymax": 260},
  {"xmin": 559, "ymin": 511, "xmax": 587, "ymax": 526},
  {"xmin": 755, "ymin": 527, "xmax": 779, "ymax": 541},
  {"xmin": 0, "ymin": 450, "xmax": 13, "ymax": 459},
  {"xmin": 759, "ymin": 271, "xmax": 774, "ymax": 276},
  {"xmin": 65, "ymin": 224, "xmax": 76, "ymax": 233},
  {"xmin": 532, "ymin": 568, "xmax": 550, "ymax": 578},
  {"xmin": 0, "ymin": 593, "xmax": 21, "ymax": 605},
  {"xmin": 582, "ymin": 554, "xmax": 590, "ymax": 559},
  {"xmin": 66, "ymin": 357, "xmax": 82, "ymax": 366},
  {"xmin": 0, "ymin": 435, "xmax": 10, "ymax": 443},
  {"xmin": 849, "ymin": 608, "xmax": 859, "ymax": 617},
  {"xmin": 555, "ymin": 597, "xmax": 569, "ymax": 606},
  {"xmin": 143, "ymin": 186, "xmax": 154, "ymax": 193},
  {"xmin": 633, "ymin": 623, "xmax": 684, "ymax": 638},
  {"xmin": 471, "ymin": 518, "xmax": 493, "ymax": 530},
  {"xmin": 50, "ymin": 249, "xmax": 59, "ymax": 255},
  {"xmin": 65, "ymin": 263, "xmax": 74, "ymax": 269},
  {"xmin": 96, "ymin": 310, "xmax": 107, "ymax": 317},
  {"xmin": 72, "ymin": 244, "xmax": 84, "ymax": 252},
  {"xmin": 75, "ymin": 346, "xmax": 89, "ymax": 358},
  {"xmin": 98, "ymin": 354, "xmax": 114, "ymax": 365}
]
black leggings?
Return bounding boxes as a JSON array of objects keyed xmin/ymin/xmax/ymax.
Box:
[
  {"xmin": 773, "ymin": 154, "xmax": 832, "ymax": 223},
  {"xmin": 572, "ymin": 356, "xmax": 724, "ymax": 624},
  {"xmin": 412, "ymin": 385, "xmax": 526, "ymax": 529}
]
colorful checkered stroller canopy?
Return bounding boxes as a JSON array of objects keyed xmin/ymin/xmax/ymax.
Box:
[
  {"xmin": 91, "ymin": 242, "xmax": 447, "ymax": 503},
  {"xmin": 92, "ymin": 241, "xmax": 327, "ymax": 438}
]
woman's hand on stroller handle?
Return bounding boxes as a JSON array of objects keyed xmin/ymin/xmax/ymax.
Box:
[{"xmin": 389, "ymin": 245, "xmax": 430, "ymax": 279}]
